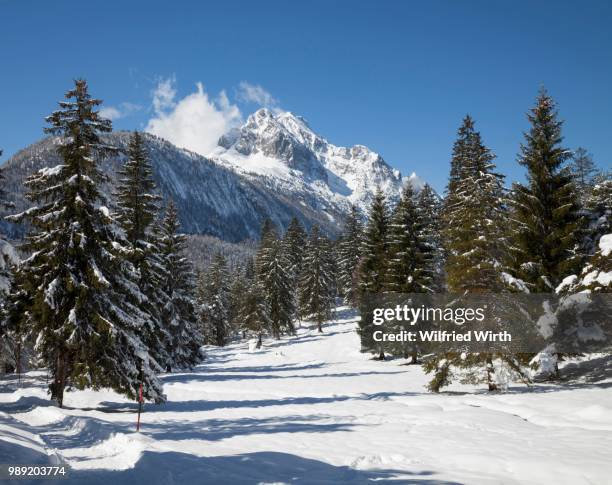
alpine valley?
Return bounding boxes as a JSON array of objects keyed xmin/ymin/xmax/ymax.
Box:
[{"xmin": 0, "ymin": 108, "xmax": 422, "ymax": 242}]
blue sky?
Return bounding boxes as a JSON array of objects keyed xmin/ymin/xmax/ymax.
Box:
[{"xmin": 1, "ymin": 0, "xmax": 610, "ymax": 192}]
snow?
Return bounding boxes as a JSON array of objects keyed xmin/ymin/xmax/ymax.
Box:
[
  {"xmin": 556, "ymin": 274, "xmax": 578, "ymax": 293},
  {"xmin": 599, "ymin": 233, "xmax": 612, "ymax": 257},
  {"xmin": 582, "ymin": 269, "xmax": 612, "ymax": 287},
  {"xmin": 1, "ymin": 307, "xmax": 611, "ymax": 484},
  {"xmin": 211, "ymin": 108, "xmax": 413, "ymax": 217},
  {"xmin": 501, "ymin": 271, "xmax": 529, "ymax": 293}
]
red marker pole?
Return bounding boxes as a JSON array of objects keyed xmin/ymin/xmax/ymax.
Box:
[{"xmin": 136, "ymin": 363, "xmax": 144, "ymax": 432}]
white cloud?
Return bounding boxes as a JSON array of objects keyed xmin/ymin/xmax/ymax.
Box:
[
  {"xmin": 99, "ymin": 106, "xmax": 121, "ymax": 120},
  {"xmin": 99, "ymin": 102, "xmax": 142, "ymax": 121},
  {"xmin": 145, "ymin": 78, "xmax": 242, "ymax": 156},
  {"xmin": 151, "ymin": 77, "xmax": 177, "ymax": 113},
  {"xmin": 236, "ymin": 81, "xmax": 280, "ymax": 111}
]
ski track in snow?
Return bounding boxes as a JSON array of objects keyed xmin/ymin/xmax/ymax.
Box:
[{"xmin": 1, "ymin": 306, "xmax": 611, "ymax": 484}]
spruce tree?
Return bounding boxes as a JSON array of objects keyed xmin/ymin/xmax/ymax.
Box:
[
  {"xmin": 282, "ymin": 217, "xmax": 307, "ymax": 278},
  {"xmin": 385, "ymin": 183, "xmax": 428, "ymax": 293},
  {"xmin": 384, "ymin": 183, "xmax": 433, "ymax": 363},
  {"xmin": 299, "ymin": 225, "xmax": 334, "ymax": 332},
  {"xmin": 7, "ymin": 80, "xmax": 164, "ymax": 406},
  {"xmin": 257, "ymin": 238, "xmax": 295, "ymax": 338},
  {"xmin": 510, "ymin": 90, "xmax": 582, "ymax": 291},
  {"xmin": 570, "ymin": 147, "xmax": 597, "ymax": 196},
  {"xmin": 199, "ymin": 253, "xmax": 230, "ymax": 346},
  {"xmin": 156, "ymin": 201, "xmax": 202, "ymax": 370},
  {"xmin": 228, "ymin": 266, "xmax": 249, "ymax": 336},
  {"xmin": 416, "ymin": 184, "xmax": 444, "ymax": 293},
  {"xmin": 337, "ymin": 204, "xmax": 363, "ymax": 306},
  {"xmin": 357, "ymin": 188, "xmax": 389, "ymax": 359},
  {"xmin": 440, "ymin": 116, "xmax": 509, "ymax": 293},
  {"xmin": 240, "ymin": 280, "xmax": 270, "ymax": 348},
  {"xmin": 114, "ymin": 131, "xmax": 170, "ymax": 370},
  {"xmin": 0, "ymin": 149, "xmax": 20, "ymax": 373},
  {"xmin": 426, "ymin": 116, "xmax": 531, "ymax": 392},
  {"xmin": 584, "ymin": 175, "xmax": 612, "ymax": 254},
  {"xmin": 282, "ymin": 217, "xmax": 307, "ymax": 319}
]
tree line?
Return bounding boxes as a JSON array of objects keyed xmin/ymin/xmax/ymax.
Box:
[{"xmin": 352, "ymin": 89, "xmax": 611, "ymax": 391}]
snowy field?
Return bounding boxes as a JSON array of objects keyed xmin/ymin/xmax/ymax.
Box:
[{"xmin": 1, "ymin": 307, "xmax": 612, "ymax": 484}]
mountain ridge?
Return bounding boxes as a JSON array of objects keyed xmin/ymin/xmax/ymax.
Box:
[{"xmin": 0, "ymin": 109, "xmax": 422, "ymax": 242}]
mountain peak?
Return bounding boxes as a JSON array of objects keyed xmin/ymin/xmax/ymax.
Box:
[{"xmin": 211, "ymin": 108, "xmax": 412, "ymax": 214}]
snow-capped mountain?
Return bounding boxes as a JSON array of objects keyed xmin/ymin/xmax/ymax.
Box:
[
  {"xmin": 212, "ymin": 108, "xmax": 421, "ymax": 215},
  {"xmin": 0, "ymin": 110, "xmax": 421, "ymax": 242}
]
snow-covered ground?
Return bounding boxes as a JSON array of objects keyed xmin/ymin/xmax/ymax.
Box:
[{"xmin": 1, "ymin": 307, "xmax": 612, "ymax": 484}]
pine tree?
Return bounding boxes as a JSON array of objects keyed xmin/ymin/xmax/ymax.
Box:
[
  {"xmin": 240, "ymin": 280, "xmax": 270, "ymax": 348},
  {"xmin": 385, "ymin": 183, "xmax": 428, "ymax": 293},
  {"xmin": 553, "ymin": 233, "xmax": 611, "ymax": 364},
  {"xmin": 299, "ymin": 225, "xmax": 334, "ymax": 332},
  {"xmin": 282, "ymin": 217, "xmax": 307, "ymax": 319},
  {"xmin": 416, "ymin": 184, "xmax": 444, "ymax": 293},
  {"xmin": 0, "ymin": 149, "xmax": 19, "ymax": 373},
  {"xmin": 509, "ymin": 89, "xmax": 582, "ymax": 292},
  {"xmin": 228, "ymin": 266, "xmax": 249, "ymax": 336},
  {"xmin": 282, "ymin": 217, "xmax": 307, "ymax": 278},
  {"xmin": 570, "ymin": 147, "xmax": 597, "ymax": 196},
  {"xmin": 584, "ymin": 174, "xmax": 612, "ymax": 254},
  {"xmin": 199, "ymin": 253, "xmax": 230, "ymax": 346},
  {"xmin": 337, "ymin": 204, "xmax": 363, "ymax": 306},
  {"xmin": 1, "ymin": 268, "xmax": 30, "ymax": 375},
  {"xmin": 357, "ymin": 188, "xmax": 389, "ymax": 359},
  {"xmin": 156, "ymin": 201, "xmax": 202, "ymax": 370},
  {"xmin": 426, "ymin": 116, "xmax": 531, "ymax": 392},
  {"xmin": 442, "ymin": 116, "xmax": 506, "ymax": 293},
  {"xmin": 257, "ymin": 238, "xmax": 295, "ymax": 338},
  {"xmin": 114, "ymin": 131, "xmax": 171, "ymax": 370},
  {"xmin": 384, "ymin": 183, "xmax": 435, "ymax": 363},
  {"xmin": 7, "ymin": 80, "xmax": 164, "ymax": 406}
]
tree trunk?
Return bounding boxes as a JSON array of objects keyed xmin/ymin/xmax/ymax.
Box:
[
  {"xmin": 256, "ymin": 333, "xmax": 262, "ymax": 349},
  {"xmin": 486, "ymin": 355, "xmax": 498, "ymax": 392},
  {"xmin": 52, "ymin": 353, "xmax": 67, "ymax": 408},
  {"xmin": 317, "ymin": 320, "xmax": 323, "ymax": 333},
  {"xmin": 15, "ymin": 340, "xmax": 22, "ymax": 386}
]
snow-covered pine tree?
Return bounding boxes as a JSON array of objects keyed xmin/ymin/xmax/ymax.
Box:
[
  {"xmin": 385, "ymin": 183, "xmax": 428, "ymax": 293},
  {"xmin": 337, "ymin": 204, "xmax": 363, "ymax": 306},
  {"xmin": 253, "ymin": 218, "xmax": 295, "ymax": 338},
  {"xmin": 425, "ymin": 115, "xmax": 531, "ymax": 392},
  {"xmin": 0, "ymin": 148, "xmax": 20, "ymax": 374},
  {"xmin": 416, "ymin": 183, "xmax": 444, "ymax": 293},
  {"xmin": 257, "ymin": 237, "xmax": 295, "ymax": 338},
  {"xmin": 199, "ymin": 253, "xmax": 230, "ymax": 346},
  {"xmin": 583, "ymin": 174, "xmax": 612, "ymax": 254},
  {"xmin": 357, "ymin": 188, "xmax": 389, "ymax": 359},
  {"xmin": 228, "ymin": 265, "xmax": 249, "ymax": 336},
  {"xmin": 553, "ymin": 232, "xmax": 611, "ymax": 363},
  {"xmin": 7, "ymin": 80, "xmax": 164, "ymax": 406},
  {"xmin": 298, "ymin": 225, "xmax": 334, "ymax": 332},
  {"xmin": 442, "ymin": 116, "xmax": 504, "ymax": 293},
  {"xmin": 509, "ymin": 89, "xmax": 583, "ymax": 292},
  {"xmin": 240, "ymin": 280, "xmax": 270, "ymax": 348},
  {"xmin": 255, "ymin": 217, "xmax": 278, "ymax": 276},
  {"xmin": 156, "ymin": 200, "xmax": 202, "ymax": 370},
  {"xmin": 282, "ymin": 216, "xmax": 307, "ymax": 319},
  {"xmin": 383, "ymin": 183, "xmax": 433, "ymax": 363},
  {"xmin": 114, "ymin": 131, "xmax": 171, "ymax": 370}
]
